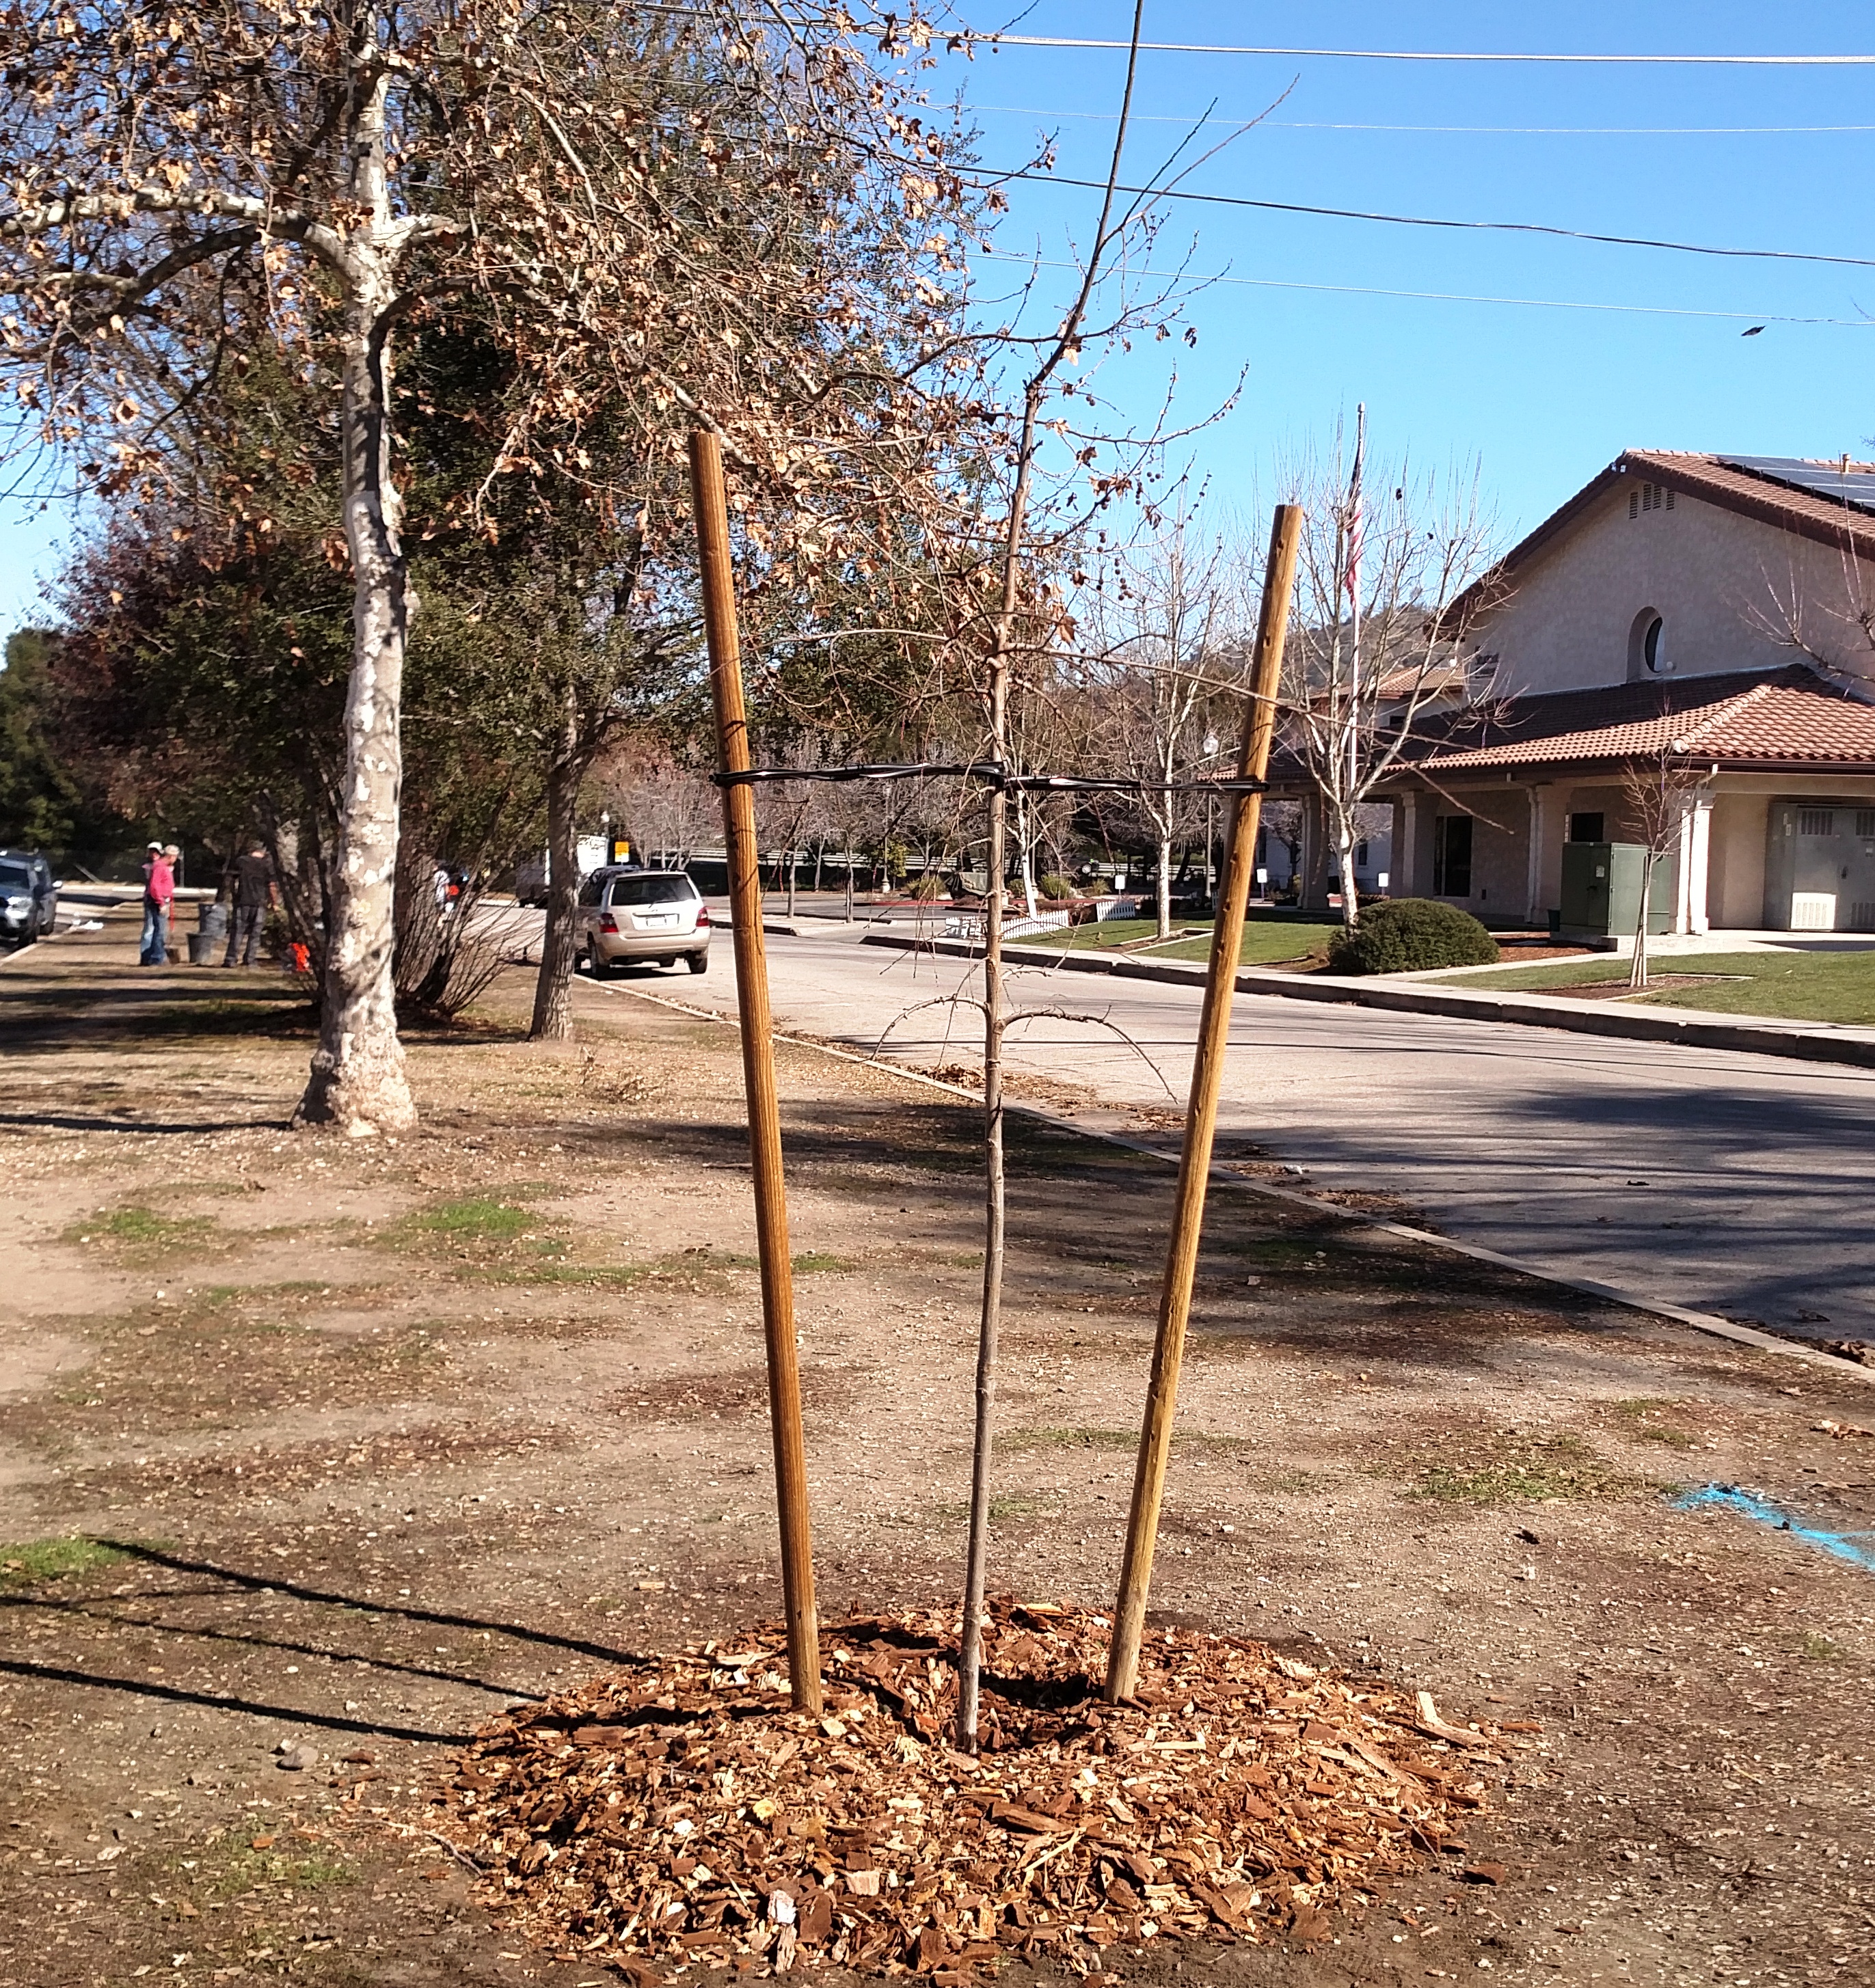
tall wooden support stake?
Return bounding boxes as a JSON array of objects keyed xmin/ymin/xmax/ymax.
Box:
[
  {"xmin": 1106, "ymin": 504, "xmax": 1303, "ymax": 1702},
  {"xmin": 689, "ymin": 428, "xmax": 822, "ymax": 1713}
]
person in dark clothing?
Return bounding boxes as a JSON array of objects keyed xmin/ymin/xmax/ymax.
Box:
[{"xmin": 223, "ymin": 843, "xmax": 275, "ymax": 966}]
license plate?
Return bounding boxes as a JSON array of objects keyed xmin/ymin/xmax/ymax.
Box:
[{"xmin": 638, "ymin": 914, "xmax": 678, "ymax": 928}]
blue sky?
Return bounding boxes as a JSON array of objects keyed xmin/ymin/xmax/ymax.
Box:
[
  {"xmin": 923, "ymin": 0, "xmax": 1875, "ymax": 547},
  {"xmin": 3, "ymin": 2, "xmax": 1872, "ymax": 636}
]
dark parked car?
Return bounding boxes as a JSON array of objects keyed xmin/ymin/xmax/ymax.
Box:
[{"xmin": 0, "ymin": 849, "xmax": 57, "ymax": 945}]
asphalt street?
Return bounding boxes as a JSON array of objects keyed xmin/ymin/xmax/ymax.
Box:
[{"xmin": 593, "ymin": 917, "xmax": 1875, "ymax": 1348}]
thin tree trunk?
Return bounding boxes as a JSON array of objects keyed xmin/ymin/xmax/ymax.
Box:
[
  {"xmin": 531, "ymin": 706, "xmax": 582, "ymax": 1041},
  {"xmin": 844, "ymin": 843, "xmax": 854, "ymax": 921},
  {"xmin": 1156, "ymin": 826, "xmax": 1173, "ymax": 940},
  {"xmin": 812, "ymin": 843, "xmax": 823, "ymax": 894},
  {"xmin": 295, "ymin": 234, "xmax": 416, "ymax": 1136},
  {"xmin": 956, "ymin": 0, "xmax": 1148, "ymax": 1749},
  {"xmin": 787, "ymin": 849, "xmax": 797, "ymax": 916},
  {"xmin": 1018, "ymin": 791, "xmax": 1039, "ymax": 918},
  {"xmin": 1630, "ymin": 852, "xmax": 1654, "ymax": 990},
  {"xmin": 958, "ymin": 681, "xmax": 1010, "ymax": 1754},
  {"xmin": 1338, "ymin": 823, "xmax": 1362, "ymax": 929}
]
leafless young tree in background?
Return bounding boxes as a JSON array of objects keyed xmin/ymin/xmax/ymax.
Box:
[
  {"xmin": 1621, "ymin": 747, "xmax": 1708, "ymax": 990},
  {"xmin": 1082, "ymin": 508, "xmax": 1243, "ymax": 937},
  {"xmin": 1283, "ymin": 423, "xmax": 1498, "ymax": 926},
  {"xmin": 1753, "ymin": 487, "xmax": 1875, "ymax": 692},
  {"xmin": 598, "ymin": 741, "xmax": 718, "ymax": 869},
  {"xmin": 1260, "ymin": 798, "xmax": 1303, "ymax": 896}
]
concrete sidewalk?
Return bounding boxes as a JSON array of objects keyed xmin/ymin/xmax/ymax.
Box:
[{"xmin": 860, "ymin": 930, "xmax": 1875, "ymax": 1071}]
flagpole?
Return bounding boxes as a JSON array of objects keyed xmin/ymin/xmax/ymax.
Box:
[{"xmin": 1346, "ymin": 403, "xmax": 1365, "ymax": 843}]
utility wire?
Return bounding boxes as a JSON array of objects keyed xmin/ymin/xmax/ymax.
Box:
[
  {"xmin": 971, "ymin": 106, "xmax": 1875, "ymax": 136},
  {"xmin": 976, "ymin": 249, "xmax": 1874, "ymax": 328},
  {"xmin": 972, "ymin": 34, "xmax": 1875, "ymax": 66},
  {"xmin": 712, "ymin": 761, "xmax": 1269, "ymax": 795},
  {"xmin": 977, "ymin": 166, "xmax": 1875, "ymax": 271}
]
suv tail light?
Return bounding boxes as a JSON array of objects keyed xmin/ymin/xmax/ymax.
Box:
[
  {"xmin": 599, "ymin": 912, "xmax": 619, "ymax": 934},
  {"xmin": 694, "ymin": 905, "xmax": 711, "ymax": 929}
]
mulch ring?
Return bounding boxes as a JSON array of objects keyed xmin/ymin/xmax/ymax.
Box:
[{"xmin": 427, "ymin": 1601, "xmax": 1518, "ymax": 1976}]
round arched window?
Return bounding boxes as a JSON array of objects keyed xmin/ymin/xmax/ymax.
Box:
[{"xmin": 1628, "ymin": 606, "xmax": 1671, "ymax": 679}]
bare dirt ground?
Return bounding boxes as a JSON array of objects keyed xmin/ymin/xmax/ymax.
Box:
[{"xmin": 2, "ymin": 913, "xmax": 1873, "ymax": 1988}]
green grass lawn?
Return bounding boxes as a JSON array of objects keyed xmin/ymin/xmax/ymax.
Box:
[
  {"xmin": 1025, "ymin": 914, "xmax": 1340, "ymax": 967},
  {"xmin": 1459, "ymin": 947, "xmax": 1875, "ymax": 1026}
]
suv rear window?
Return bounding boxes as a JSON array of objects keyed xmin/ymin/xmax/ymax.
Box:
[
  {"xmin": 0, "ymin": 862, "xmax": 29, "ymax": 886},
  {"xmin": 608, "ymin": 875, "xmax": 696, "ymax": 907}
]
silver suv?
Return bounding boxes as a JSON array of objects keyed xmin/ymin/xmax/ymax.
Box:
[
  {"xmin": 0, "ymin": 849, "xmax": 57, "ymax": 946},
  {"xmin": 578, "ymin": 867, "xmax": 710, "ymax": 977}
]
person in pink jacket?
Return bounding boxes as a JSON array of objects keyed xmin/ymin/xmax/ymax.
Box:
[{"xmin": 140, "ymin": 841, "xmax": 173, "ymax": 965}]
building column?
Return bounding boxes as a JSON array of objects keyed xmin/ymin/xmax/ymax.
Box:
[
  {"xmin": 1304, "ymin": 791, "xmax": 1336, "ymax": 914},
  {"xmin": 1298, "ymin": 786, "xmax": 1330, "ymax": 910},
  {"xmin": 1395, "ymin": 791, "xmax": 1425, "ymax": 896},
  {"xmin": 1384, "ymin": 797, "xmax": 1405, "ymax": 895},
  {"xmin": 1524, "ymin": 784, "xmax": 1548, "ymax": 927},
  {"xmin": 1678, "ymin": 790, "xmax": 1714, "ymax": 935},
  {"xmin": 1526, "ymin": 781, "xmax": 1568, "ymax": 928}
]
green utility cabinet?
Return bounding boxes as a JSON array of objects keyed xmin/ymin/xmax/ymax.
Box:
[{"xmin": 1559, "ymin": 841, "xmax": 1677, "ymax": 939}]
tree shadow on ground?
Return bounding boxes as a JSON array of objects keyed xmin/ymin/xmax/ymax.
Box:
[
  {"xmin": 1267, "ymin": 1078, "xmax": 1875, "ymax": 1344},
  {"xmin": 568, "ymin": 1097, "xmax": 1633, "ymax": 1383},
  {"xmin": 98, "ymin": 1542, "xmax": 648, "ymax": 1667},
  {"xmin": 0, "ymin": 1109, "xmax": 288, "ymax": 1134},
  {"xmin": 0, "ymin": 971, "xmax": 317, "ymax": 1050},
  {"xmin": 0, "ymin": 1653, "xmax": 478, "ymax": 1745},
  {"xmin": 0, "ymin": 1540, "xmax": 665, "ymax": 1747}
]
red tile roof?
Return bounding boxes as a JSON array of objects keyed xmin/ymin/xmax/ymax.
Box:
[
  {"xmin": 1628, "ymin": 451, "xmax": 1875, "ymax": 556},
  {"xmin": 1451, "ymin": 450, "xmax": 1875, "ymax": 623},
  {"xmin": 1369, "ymin": 658, "xmax": 1470, "ymax": 704},
  {"xmin": 1401, "ymin": 664, "xmax": 1875, "ymax": 774}
]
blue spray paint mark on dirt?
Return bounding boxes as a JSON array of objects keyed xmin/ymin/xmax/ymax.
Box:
[{"xmin": 1673, "ymin": 1484, "xmax": 1875, "ymax": 1575}]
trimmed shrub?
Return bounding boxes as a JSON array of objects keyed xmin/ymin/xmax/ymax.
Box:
[
  {"xmin": 1327, "ymin": 897, "xmax": 1500, "ymax": 975},
  {"xmin": 1037, "ymin": 873, "xmax": 1075, "ymax": 902}
]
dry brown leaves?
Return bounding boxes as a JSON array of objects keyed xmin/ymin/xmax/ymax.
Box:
[{"xmin": 433, "ymin": 1601, "xmax": 1511, "ymax": 1976}]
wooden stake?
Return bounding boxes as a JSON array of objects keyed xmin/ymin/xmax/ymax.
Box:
[
  {"xmin": 689, "ymin": 427, "xmax": 822, "ymax": 1713},
  {"xmin": 1106, "ymin": 503, "xmax": 1303, "ymax": 1703}
]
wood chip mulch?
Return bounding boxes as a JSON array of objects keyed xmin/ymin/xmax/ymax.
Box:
[{"xmin": 432, "ymin": 1601, "xmax": 1513, "ymax": 1977}]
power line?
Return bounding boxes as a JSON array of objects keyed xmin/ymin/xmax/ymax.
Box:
[
  {"xmin": 977, "ymin": 250, "xmax": 1873, "ymax": 327},
  {"xmin": 971, "ymin": 105, "xmax": 1875, "ymax": 136},
  {"xmin": 713, "ymin": 761, "xmax": 1269, "ymax": 795},
  {"xmin": 973, "ymin": 34, "xmax": 1875, "ymax": 66},
  {"xmin": 980, "ymin": 166, "xmax": 1875, "ymax": 271}
]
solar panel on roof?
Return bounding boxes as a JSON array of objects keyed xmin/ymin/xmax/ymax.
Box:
[{"xmin": 1717, "ymin": 453, "xmax": 1875, "ymax": 517}]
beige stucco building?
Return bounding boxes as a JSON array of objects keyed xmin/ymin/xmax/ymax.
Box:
[{"xmin": 1345, "ymin": 451, "xmax": 1875, "ymax": 934}]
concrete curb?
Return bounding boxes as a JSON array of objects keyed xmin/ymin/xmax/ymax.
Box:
[
  {"xmin": 858, "ymin": 931, "xmax": 1875, "ymax": 1072},
  {"xmin": 586, "ymin": 970, "xmax": 1875, "ymax": 1387}
]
